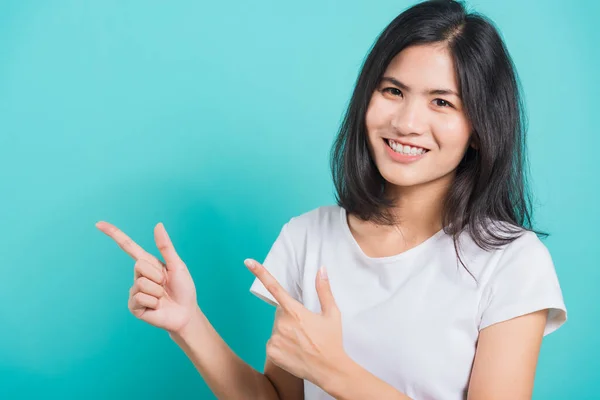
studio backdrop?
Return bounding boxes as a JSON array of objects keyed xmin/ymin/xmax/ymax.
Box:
[{"xmin": 0, "ymin": 0, "xmax": 598, "ymax": 398}]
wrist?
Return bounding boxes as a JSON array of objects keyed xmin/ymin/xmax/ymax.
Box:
[
  {"xmin": 168, "ymin": 305, "xmax": 205, "ymax": 342},
  {"xmin": 318, "ymin": 353, "xmax": 360, "ymax": 398}
]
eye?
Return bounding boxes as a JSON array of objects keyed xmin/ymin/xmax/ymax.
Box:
[
  {"xmin": 434, "ymin": 98, "xmax": 453, "ymax": 108},
  {"xmin": 382, "ymin": 87, "xmax": 403, "ymax": 97}
]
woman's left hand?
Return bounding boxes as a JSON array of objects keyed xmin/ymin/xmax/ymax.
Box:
[{"xmin": 244, "ymin": 259, "xmax": 350, "ymax": 387}]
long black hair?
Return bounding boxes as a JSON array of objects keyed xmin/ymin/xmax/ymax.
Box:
[{"xmin": 330, "ymin": 0, "xmax": 547, "ymax": 261}]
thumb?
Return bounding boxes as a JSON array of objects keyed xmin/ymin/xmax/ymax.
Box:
[
  {"xmin": 315, "ymin": 266, "xmax": 339, "ymax": 316},
  {"xmin": 154, "ymin": 222, "xmax": 184, "ymax": 270}
]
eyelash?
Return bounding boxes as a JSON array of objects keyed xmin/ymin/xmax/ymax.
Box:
[{"xmin": 381, "ymin": 87, "xmax": 454, "ymax": 109}]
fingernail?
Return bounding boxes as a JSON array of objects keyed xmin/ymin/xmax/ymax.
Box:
[
  {"xmin": 244, "ymin": 259, "xmax": 255, "ymax": 270},
  {"xmin": 319, "ymin": 266, "xmax": 328, "ymax": 280}
]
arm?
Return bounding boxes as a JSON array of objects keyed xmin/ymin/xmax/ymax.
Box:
[
  {"xmin": 170, "ymin": 306, "xmax": 281, "ymax": 400},
  {"xmin": 262, "ymin": 307, "xmax": 304, "ymax": 400},
  {"xmin": 467, "ymin": 309, "xmax": 547, "ymax": 399},
  {"xmin": 95, "ymin": 221, "xmax": 284, "ymax": 400},
  {"xmin": 264, "ymin": 359, "xmax": 304, "ymax": 400},
  {"xmin": 323, "ymin": 310, "xmax": 548, "ymax": 400}
]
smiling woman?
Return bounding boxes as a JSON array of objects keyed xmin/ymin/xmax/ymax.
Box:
[
  {"xmin": 367, "ymin": 44, "xmax": 473, "ymax": 186},
  {"xmin": 96, "ymin": 0, "xmax": 567, "ymax": 399}
]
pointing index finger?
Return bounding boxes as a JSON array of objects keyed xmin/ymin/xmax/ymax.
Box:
[
  {"xmin": 245, "ymin": 259, "xmax": 299, "ymax": 311},
  {"xmin": 96, "ymin": 221, "xmax": 154, "ymax": 262}
]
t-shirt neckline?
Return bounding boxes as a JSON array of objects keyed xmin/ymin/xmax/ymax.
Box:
[{"xmin": 339, "ymin": 206, "xmax": 446, "ymax": 264}]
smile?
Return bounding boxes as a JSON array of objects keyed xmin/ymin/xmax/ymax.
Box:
[{"xmin": 384, "ymin": 139, "xmax": 430, "ymax": 155}]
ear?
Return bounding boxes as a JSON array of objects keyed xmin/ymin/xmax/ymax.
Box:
[{"xmin": 469, "ymin": 131, "xmax": 479, "ymax": 150}]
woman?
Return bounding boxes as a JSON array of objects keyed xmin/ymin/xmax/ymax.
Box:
[{"xmin": 96, "ymin": 0, "xmax": 567, "ymax": 398}]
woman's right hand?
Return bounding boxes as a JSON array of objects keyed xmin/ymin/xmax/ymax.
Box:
[{"xmin": 96, "ymin": 221, "xmax": 199, "ymax": 335}]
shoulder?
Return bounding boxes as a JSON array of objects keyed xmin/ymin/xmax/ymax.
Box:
[
  {"xmin": 285, "ymin": 204, "xmax": 342, "ymax": 234},
  {"xmin": 472, "ymin": 223, "xmax": 566, "ymax": 336},
  {"xmin": 481, "ymin": 221, "xmax": 552, "ymax": 266},
  {"xmin": 470, "ymin": 221, "xmax": 558, "ymax": 289},
  {"xmin": 273, "ymin": 204, "xmax": 343, "ymax": 257},
  {"xmin": 457, "ymin": 219, "xmax": 549, "ymax": 257},
  {"xmin": 451, "ymin": 221, "xmax": 552, "ymax": 282},
  {"xmin": 492, "ymin": 229, "xmax": 555, "ymax": 278},
  {"xmin": 500, "ymin": 230, "xmax": 550, "ymax": 262}
]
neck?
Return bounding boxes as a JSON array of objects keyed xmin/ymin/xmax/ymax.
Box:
[
  {"xmin": 384, "ymin": 178, "xmax": 449, "ymax": 237},
  {"xmin": 349, "ymin": 174, "xmax": 453, "ymax": 245}
]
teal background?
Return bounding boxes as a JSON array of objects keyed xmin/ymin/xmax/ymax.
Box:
[{"xmin": 0, "ymin": 0, "xmax": 598, "ymax": 398}]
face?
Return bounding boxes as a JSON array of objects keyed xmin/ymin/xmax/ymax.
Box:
[{"xmin": 365, "ymin": 44, "xmax": 474, "ymax": 193}]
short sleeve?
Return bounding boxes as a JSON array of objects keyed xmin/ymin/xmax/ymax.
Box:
[
  {"xmin": 479, "ymin": 232, "xmax": 567, "ymax": 336},
  {"xmin": 249, "ymin": 219, "xmax": 303, "ymax": 307}
]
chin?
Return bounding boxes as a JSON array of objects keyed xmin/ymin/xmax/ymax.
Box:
[
  {"xmin": 383, "ymin": 167, "xmax": 458, "ymax": 192},
  {"xmin": 379, "ymin": 170, "xmax": 427, "ymax": 188}
]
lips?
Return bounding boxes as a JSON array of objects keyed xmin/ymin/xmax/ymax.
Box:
[
  {"xmin": 383, "ymin": 139, "xmax": 428, "ymax": 163},
  {"xmin": 384, "ymin": 139, "xmax": 429, "ymax": 156}
]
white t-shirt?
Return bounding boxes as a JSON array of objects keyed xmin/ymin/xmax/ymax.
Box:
[{"xmin": 249, "ymin": 205, "xmax": 567, "ymax": 400}]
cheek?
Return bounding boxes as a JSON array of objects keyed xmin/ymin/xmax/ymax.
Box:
[
  {"xmin": 365, "ymin": 106, "xmax": 376, "ymax": 133},
  {"xmin": 365, "ymin": 96, "xmax": 388, "ymax": 132},
  {"xmin": 435, "ymin": 117, "xmax": 471, "ymax": 151}
]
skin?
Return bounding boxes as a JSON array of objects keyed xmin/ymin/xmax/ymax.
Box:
[
  {"xmin": 352, "ymin": 43, "xmax": 477, "ymax": 249},
  {"xmin": 97, "ymin": 43, "xmax": 548, "ymax": 400}
]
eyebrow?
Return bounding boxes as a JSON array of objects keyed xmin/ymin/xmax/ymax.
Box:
[{"xmin": 380, "ymin": 76, "xmax": 461, "ymax": 99}]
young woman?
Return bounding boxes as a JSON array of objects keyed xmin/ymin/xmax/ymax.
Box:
[{"xmin": 96, "ymin": 0, "xmax": 567, "ymax": 398}]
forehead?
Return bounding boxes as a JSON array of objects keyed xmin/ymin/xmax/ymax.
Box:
[{"xmin": 383, "ymin": 44, "xmax": 459, "ymax": 91}]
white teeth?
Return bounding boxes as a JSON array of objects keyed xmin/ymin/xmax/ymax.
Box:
[{"xmin": 387, "ymin": 139, "xmax": 427, "ymax": 155}]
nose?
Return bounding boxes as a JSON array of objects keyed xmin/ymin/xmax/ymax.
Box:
[{"xmin": 390, "ymin": 98, "xmax": 428, "ymax": 135}]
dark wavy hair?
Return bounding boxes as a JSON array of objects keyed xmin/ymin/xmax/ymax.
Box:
[{"xmin": 330, "ymin": 0, "xmax": 547, "ymax": 263}]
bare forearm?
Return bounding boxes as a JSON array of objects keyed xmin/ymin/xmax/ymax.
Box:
[
  {"xmin": 322, "ymin": 357, "xmax": 411, "ymax": 400},
  {"xmin": 169, "ymin": 306, "xmax": 278, "ymax": 400}
]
